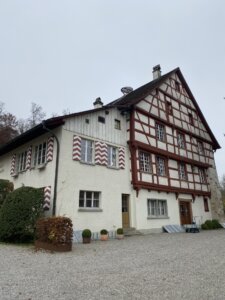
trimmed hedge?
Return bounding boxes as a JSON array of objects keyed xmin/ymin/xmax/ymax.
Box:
[
  {"xmin": 35, "ymin": 216, "xmax": 73, "ymax": 246},
  {"xmin": 0, "ymin": 186, "xmax": 44, "ymax": 243}
]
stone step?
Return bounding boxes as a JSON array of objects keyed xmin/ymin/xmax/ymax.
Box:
[{"xmin": 123, "ymin": 227, "xmax": 143, "ymax": 236}]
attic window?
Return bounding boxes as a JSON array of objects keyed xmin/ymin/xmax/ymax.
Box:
[
  {"xmin": 188, "ymin": 113, "xmax": 194, "ymax": 126},
  {"xmin": 166, "ymin": 101, "xmax": 173, "ymax": 115},
  {"xmin": 98, "ymin": 116, "xmax": 105, "ymax": 124},
  {"xmin": 85, "ymin": 118, "xmax": 89, "ymax": 124},
  {"xmin": 175, "ymin": 81, "xmax": 180, "ymax": 92}
]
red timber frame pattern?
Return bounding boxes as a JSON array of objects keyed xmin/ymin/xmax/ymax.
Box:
[{"xmin": 128, "ymin": 72, "xmax": 214, "ymax": 198}]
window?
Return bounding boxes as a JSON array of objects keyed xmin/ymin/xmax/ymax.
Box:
[
  {"xmin": 199, "ymin": 168, "xmax": 206, "ymax": 183},
  {"xmin": 139, "ymin": 151, "xmax": 152, "ymax": 173},
  {"xmin": 108, "ymin": 146, "xmax": 117, "ymax": 167},
  {"xmin": 177, "ymin": 132, "xmax": 185, "ymax": 149},
  {"xmin": 85, "ymin": 118, "xmax": 89, "ymax": 124},
  {"xmin": 203, "ymin": 198, "xmax": 209, "ymax": 212},
  {"xmin": 114, "ymin": 119, "xmax": 121, "ymax": 130},
  {"xmin": 81, "ymin": 139, "xmax": 93, "ymax": 163},
  {"xmin": 17, "ymin": 151, "xmax": 27, "ymax": 172},
  {"xmin": 155, "ymin": 123, "xmax": 165, "ymax": 142},
  {"xmin": 197, "ymin": 141, "xmax": 204, "ymax": 155},
  {"xmin": 178, "ymin": 162, "xmax": 187, "ymax": 180},
  {"xmin": 98, "ymin": 116, "xmax": 105, "ymax": 123},
  {"xmin": 166, "ymin": 101, "xmax": 173, "ymax": 115},
  {"xmin": 147, "ymin": 199, "xmax": 168, "ymax": 217},
  {"xmin": 34, "ymin": 142, "xmax": 47, "ymax": 166},
  {"xmin": 189, "ymin": 113, "xmax": 194, "ymax": 126},
  {"xmin": 175, "ymin": 81, "xmax": 180, "ymax": 92},
  {"xmin": 156, "ymin": 156, "xmax": 166, "ymax": 176},
  {"xmin": 79, "ymin": 191, "xmax": 100, "ymax": 208}
]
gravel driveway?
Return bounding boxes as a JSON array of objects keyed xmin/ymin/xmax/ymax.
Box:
[{"xmin": 1, "ymin": 230, "xmax": 225, "ymax": 300}]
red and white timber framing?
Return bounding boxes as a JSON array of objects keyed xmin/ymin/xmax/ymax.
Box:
[
  {"xmin": 43, "ymin": 186, "xmax": 51, "ymax": 210},
  {"xmin": 72, "ymin": 135, "xmax": 81, "ymax": 161},
  {"xmin": 47, "ymin": 136, "xmax": 54, "ymax": 162}
]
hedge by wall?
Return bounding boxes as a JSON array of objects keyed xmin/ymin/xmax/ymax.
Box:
[{"xmin": 0, "ymin": 179, "xmax": 14, "ymax": 208}]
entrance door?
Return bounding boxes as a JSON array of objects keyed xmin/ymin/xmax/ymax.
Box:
[
  {"xmin": 179, "ymin": 201, "xmax": 192, "ymax": 225},
  {"xmin": 122, "ymin": 194, "xmax": 130, "ymax": 228}
]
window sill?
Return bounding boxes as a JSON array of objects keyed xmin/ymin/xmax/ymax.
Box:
[
  {"xmin": 107, "ymin": 166, "xmax": 119, "ymax": 170},
  {"xmin": 78, "ymin": 208, "xmax": 103, "ymax": 212},
  {"xmin": 147, "ymin": 216, "xmax": 169, "ymax": 220},
  {"xmin": 80, "ymin": 161, "xmax": 95, "ymax": 166}
]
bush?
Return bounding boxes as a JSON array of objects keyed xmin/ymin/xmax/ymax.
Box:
[
  {"xmin": 211, "ymin": 219, "xmax": 222, "ymax": 229},
  {"xmin": 201, "ymin": 219, "xmax": 222, "ymax": 230},
  {"xmin": 82, "ymin": 229, "xmax": 92, "ymax": 238},
  {"xmin": 116, "ymin": 228, "xmax": 123, "ymax": 235},
  {"xmin": 0, "ymin": 179, "xmax": 14, "ymax": 208},
  {"xmin": 0, "ymin": 186, "xmax": 44, "ymax": 243},
  {"xmin": 100, "ymin": 229, "xmax": 108, "ymax": 235},
  {"xmin": 35, "ymin": 216, "xmax": 73, "ymax": 245}
]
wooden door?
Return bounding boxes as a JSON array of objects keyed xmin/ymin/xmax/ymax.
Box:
[
  {"xmin": 122, "ymin": 194, "xmax": 130, "ymax": 228},
  {"xmin": 179, "ymin": 201, "xmax": 192, "ymax": 225}
]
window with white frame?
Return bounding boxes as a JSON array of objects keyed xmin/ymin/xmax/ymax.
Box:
[
  {"xmin": 79, "ymin": 191, "xmax": 100, "ymax": 208},
  {"xmin": 17, "ymin": 151, "xmax": 27, "ymax": 172},
  {"xmin": 108, "ymin": 145, "xmax": 117, "ymax": 167},
  {"xmin": 34, "ymin": 142, "xmax": 47, "ymax": 166},
  {"xmin": 139, "ymin": 151, "xmax": 152, "ymax": 173},
  {"xmin": 147, "ymin": 199, "xmax": 168, "ymax": 217},
  {"xmin": 81, "ymin": 139, "xmax": 93, "ymax": 163},
  {"xmin": 199, "ymin": 168, "xmax": 206, "ymax": 183},
  {"xmin": 178, "ymin": 162, "xmax": 187, "ymax": 180},
  {"xmin": 177, "ymin": 132, "xmax": 185, "ymax": 149},
  {"xmin": 155, "ymin": 122, "xmax": 165, "ymax": 142},
  {"xmin": 156, "ymin": 156, "xmax": 166, "ymax": 176}
]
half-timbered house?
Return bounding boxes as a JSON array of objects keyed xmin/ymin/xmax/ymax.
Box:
[{"xmin": 0, "ymin": 65, "xmax": 223, "ymax": 233}]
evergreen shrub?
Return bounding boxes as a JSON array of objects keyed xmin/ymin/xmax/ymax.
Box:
[{"xmin": 0, "ymin": 186, "xmax": 44, "ymax": 243}]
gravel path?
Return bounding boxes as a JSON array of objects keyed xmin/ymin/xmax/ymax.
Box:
[{"xmin": 1, "ymin": 230, "xmax": 225, "ymax": 300}]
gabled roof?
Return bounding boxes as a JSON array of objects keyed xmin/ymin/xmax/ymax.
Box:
[
  {"xmin": 0, "ymin": 67, "xmax": 220, "ymax": 156},
  {"xmin": 106, "ymin": 67, "xmax": 220, "ymax": 150}
]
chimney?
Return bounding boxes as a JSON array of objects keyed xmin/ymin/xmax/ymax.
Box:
[
  {"xmin": 152, "ymin": 64, "xmax": 161, "ymax": 80},
  {"xmin": 93, "ymin": 97, "xmax": 103, "ymax": 108}
]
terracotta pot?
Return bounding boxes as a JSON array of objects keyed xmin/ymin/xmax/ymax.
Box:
[{"xmin": 100, "ymin": 234, "xmax": 108, "ymax": 241}]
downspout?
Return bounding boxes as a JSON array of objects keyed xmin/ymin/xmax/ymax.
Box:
[{"xmin": 42, "ymin": 121, "xmax": 60, "ymax": 216}]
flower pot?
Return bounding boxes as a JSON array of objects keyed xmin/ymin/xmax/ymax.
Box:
[
  {"xmin": 83, "ymin": 237, "xmax": 91, "ymax": 244},
  {"xmin": 117, "ymin": 234, "xmax": 124, "ymax": 240},
  {"xmin": 100, "ymin": 234, "xmax": 108, "ymax": 241}
]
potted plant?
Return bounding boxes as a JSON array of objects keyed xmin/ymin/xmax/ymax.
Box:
[
  {"xmin": 100, "ymin": 229, "xmax": 108, "ymax": 241},
  {"xmin": 82, "ymin": 229, "xmax": 92, "ymax": 244},
  {"xmin": 116, "ymin": 228, "xmax": 124, "ymax": 240}
]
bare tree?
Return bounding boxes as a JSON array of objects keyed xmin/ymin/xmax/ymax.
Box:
[{"xmin": 27, "ymin": 102, "xmax": 46, "ymax": 128}]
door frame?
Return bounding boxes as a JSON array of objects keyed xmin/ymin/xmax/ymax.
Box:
[
  {"xmin": 178, "ymin": 199, "xmax": 193, "ymax": 225},
  {"xmin": 122, "ymin": 194, "xmax": 130, "ymax": 228}
]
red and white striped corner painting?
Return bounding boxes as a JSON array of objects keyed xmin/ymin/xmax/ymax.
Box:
[
  {"xmin": 95, "ymin": 141, "xmax": 108, "ymax": 166},
  {"xmin": 72, "ymin": 135, "xmax": 81, "ymax": 161},
  {"xmin": 43, "ymin": 186, "xmax": 51, "ymax": 210},
  {"xmin": 119, "ymin": 147, "xmax": 125, "ymax": 169},
  {"xmin": 26, "ymin": 146, "xmax": 32, "ymax": 170},
  {"xmin": 10, "ymin": 154, "xmax": 16, "ymax": 176},
  {"xmin": 47, "ymin": 136, "xmax": 54, "ymax": 162}
]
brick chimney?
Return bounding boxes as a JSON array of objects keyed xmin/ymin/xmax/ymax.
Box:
[{"xmin": 152, "ymin": 64, "xmax": 161, "ymax": 80}]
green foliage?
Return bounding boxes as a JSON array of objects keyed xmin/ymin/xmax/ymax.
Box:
[
  {"xmin": 116, "ymin": 228, "xmax": 123, "ymax": 235},
  {"xmin": 35, "ymin": 216, "xmax": 73, "ymax": 245},
  {"xmin": 82, "ymin": 229, "xmax": 92, "ymax": 238},
  {"xmin": 201, "ymin": 219, "xmax": 222, "ymax": 230},
  {"xmin": 100, "ymin": 229, "xmax": 108, "ymax": 235},
  {"xmin": 0, "ymin": 179, "xmax": 14, "ymax": 208},
  {"xmin": 0, "ymin": 186, "xmax": 44, "ymax": 243}
]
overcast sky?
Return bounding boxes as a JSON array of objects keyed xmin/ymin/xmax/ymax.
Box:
[{"xmin": 0, "ymin": 0, "xmax": 224, "ymax": 177}]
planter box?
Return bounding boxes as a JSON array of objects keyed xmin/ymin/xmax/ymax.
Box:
[
  {"xmin": 35, "ymin": 240, "xmax": 72, "ymax": 252},
  {"xmin": 100, "ymin": 234, "xmax": 108, "ymax": 241}
]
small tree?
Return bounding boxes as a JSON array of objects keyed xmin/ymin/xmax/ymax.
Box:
[{"xmin": 0, "ymin": 186, "xmax": 44, "ymax": 243}]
